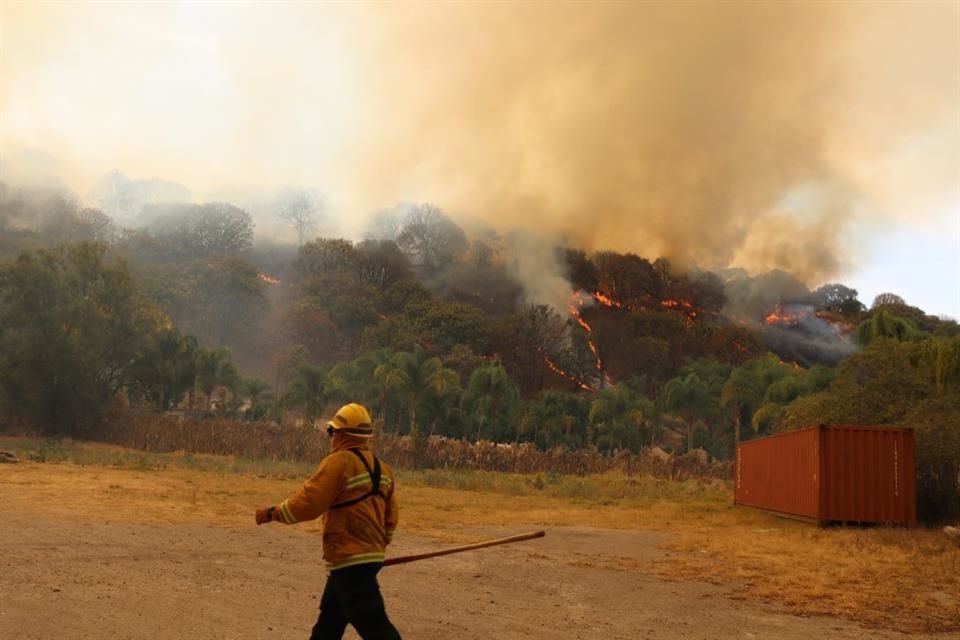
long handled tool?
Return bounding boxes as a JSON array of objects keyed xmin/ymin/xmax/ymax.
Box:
[{"xmin": 384, "ymin": 530, "xmax": 545, "ymax": 567}]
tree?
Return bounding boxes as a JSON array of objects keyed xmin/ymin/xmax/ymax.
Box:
[
  {"xmin": 871, "ymin": 292, "xmax": 906, "ymax": 309},
  {"xmin": 192, "ymin": 203, "xmax": 254, "ymax": 255},
  {"xmin": 373, "ymin": 345, "xmax": 460, "ymax": 434},
  {"xmin": 659, "ymin": 370, "xmax": 716, "ymax": 452},
  {"xmin": 150, "ymin": 203, "xmax": 254, "ymax": 258},
  {"xmin": 589, "ymin": 387, "xmax": 653, "ymax": 452},
  {"xmin": 280, "ymin": 190, "xmax": 324, "ymax": 246},
  {"xmin": 462, "ymin": 361, "xmax": 519, "ymax": 442},
  {"xmin": 406, "ymin": 300, "xmax": 491, "ymax": 355},
  {"xmin": 295, "ymin": 238, "xmax": 355, "ymax": 277},
  {"xmin": 720, "ymin": 367, "xmax": 764, "ymax": 445},
  {"xmin": 396, "ymin": 204, "xmax": 468, "ymax": 272},
  {"xmin": 364, "ymin": 203, "xmax": 408, "ymax": 241},
  {"xmin": 520, "ymin": 390, "xmax": 590, "ymax": 450},
  {"xmin": 194, "ymin": 347, "xmax": 239, "ymax": 413},
  {"xmin": 327, "ymin": 350, "xmax": 389, "ymax": 412},
  {"xmin": 353, "ymin": 239, "xmax": 413, "ymax": 291},
  {"xmin": 126, "ymin": 327, "xmax": 199, "ymax": 411},
  {"xmin": 492, "ymin": 304, "xmax": 574, "ymax": 395},
  {"xmin": 0, "ymin": 243, "xmax": 159, "ymax": 434},
  {"xmin": 239, "ymin": 378, "xmax": 274, "ymax": 421},
  {"xmin": 198, "ymin": 256, "xmax": 268, "ymax": 346},
  {"xmin": 813, "ymin": 283, "xmax": 865, "ymax": 317},
  {"xmin": 563, "ymin": 248, "xmax": 599, "ymax": 293},
  {"xmin": 779, "ymin": 337, "xmax": 960, "ymax": 523},
  {"xmin": 92, "ymin": 169, "xmax": 190, "ymax": 221},
  {"xmin": 284, "ymin": 363, "xmax": 331, "ymax": 423},
  {"xmin": 78, "ymin": 208, "xmax": 120, "ymax": 244},
  {"xmin": 593, "ymin": 251, "xmax": 662, "ymax": 305},
  {"xmin": 856, "ymin": 310, "xmax": 922, "ymax": 346},
  {"xmin": 469, "ymin": 230, "xmax": 502, "ymax": 269}
]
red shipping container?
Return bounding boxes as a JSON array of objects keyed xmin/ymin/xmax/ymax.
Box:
[{"xmin": 734, "ymin": 425, "xmax": 917, "ymax": 526}]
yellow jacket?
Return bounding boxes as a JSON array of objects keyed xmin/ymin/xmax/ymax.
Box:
[{"xmin": 275, "ymin": 438, "xmax": 398, "ymax": 571}]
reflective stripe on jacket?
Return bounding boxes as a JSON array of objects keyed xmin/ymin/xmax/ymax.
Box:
[{"xmin": 276, "ymin": 440, "xmax": 398, "ymax": 571}]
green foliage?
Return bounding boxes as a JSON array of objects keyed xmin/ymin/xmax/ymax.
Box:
[
  {"xmin": 148, "ymin": 202, "xmax": 254, "ymax": 258},
  {"xmin": 126, "ymin": 327, "xmax": 199, "ymax": 411},
  {"xmin": 406, "ymin": 300, "xmax": 491, "ymax": 354},
  {"xmin": 0, "ymin": 243, "xmax": 159, "ymax": 434},
  {"xmin": 238, "ymin": 378, "xmax": 274, "ymax": 421},
  {"xmin": 195, "ymin": 347, "xmax": 240, "ymax": 413},
  {"xmin": 856, "ymin": 310, "xmax": 922, "ymax": 346},
  {"xmin": 395, "ymin": 204, "xmax": 468, "ymax": 272},
  {"xmin": 374, "ymin": 345, "xmax": 461, "ymax": 434},
  {"xmin": 780, "ymin": 337, "xmax": 960, "ymax": 522},
  {"xmin": 5, "ymin": 200, "xmax": 957, "ymax": 525},
  {"xmin": 813, "ymin": 283, "xmax": 865, "ymax": 318},
  {"xmin": 463, "ymin": 360, "xmax": 519, "ymax": 441},
  {"xmin": 589, "ymin": 386, "xmax": 653, "ymax": 453},
  {"xmin": 520, "ymin": 390, "xmax": 590, "ymax": 450},
  {"xmin": 283, "ymin": 363, "xmax": 330, "ymax": 423}
]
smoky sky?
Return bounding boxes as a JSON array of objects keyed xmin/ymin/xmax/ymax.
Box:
[{"xmin": 2, "ymin": 1, "xmax": 957, "ymax": 284}]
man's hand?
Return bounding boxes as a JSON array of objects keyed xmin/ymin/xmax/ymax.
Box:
[{"xmin": 255, "ymin": 506, "xmax": 276, "ymax": 525}]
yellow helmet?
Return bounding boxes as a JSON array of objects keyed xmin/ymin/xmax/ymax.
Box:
[{"xmin": 327, "ymin": 403, "xmax": 373, "ymax": 438}]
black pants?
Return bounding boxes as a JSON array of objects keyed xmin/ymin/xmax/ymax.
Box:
[{"xmin": 310, "ymin": 563, "xmax": 401, "ymax": 640}]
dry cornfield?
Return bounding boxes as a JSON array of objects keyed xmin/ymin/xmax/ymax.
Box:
[{"xmin": 96, "ymin": 411, "xmax": 732, "ymax": 480}]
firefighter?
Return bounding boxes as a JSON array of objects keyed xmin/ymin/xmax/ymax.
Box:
[{"xmin": 255, "ymin": 403, "xmax": 401, "ymax": 640}]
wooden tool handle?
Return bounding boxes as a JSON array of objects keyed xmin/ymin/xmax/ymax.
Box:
[{"xmin": 383, "ymin": 530, "xmax": 545, "ymax": 567}]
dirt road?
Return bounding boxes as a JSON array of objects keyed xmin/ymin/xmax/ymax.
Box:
[{"xmin": 3, "ymin": 510, "xmax": 951, "ymax": 640}]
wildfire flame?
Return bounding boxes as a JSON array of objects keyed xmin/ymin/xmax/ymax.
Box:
[
  {"xmin": 763, "ymin": 304, "xmax": 810, "ymax": 326},
  {"xmin": 543, "ymin": 355, "xmax": 593, "ymax": 391},
  {"xmin": 258, "ymin": 273, "xmax": 281, "ymax": 285},
  {"xmin": 568, "ymin": 292, "xmax": 606, "ymax": 374},
  {"xmin": 592, "ymin": 291, "xmax": 627, "ymax": 309},
  {"xmin": 777, "ymin": 357, "xmax": 804, "ymax": 370}
]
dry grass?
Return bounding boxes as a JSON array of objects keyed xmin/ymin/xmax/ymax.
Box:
[
  {"xmin": 656, "ymin": 507, "xmax": 960, "ymax": 633},
  {"xmin": 2, "ymin": 437, "xmax": 957, "ymax": 633}
]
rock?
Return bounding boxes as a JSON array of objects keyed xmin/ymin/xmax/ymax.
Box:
[{"xmin": 0, "ymin": 450, "xmax": 19, "ymax": 463}]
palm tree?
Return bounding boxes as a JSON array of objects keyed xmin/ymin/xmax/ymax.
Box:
[
  {"xmin": 520, "ymin": 390, "xmax": 590, "ymax": 449},
  {"xmin": 374, "ymin": 345, "xmax": 459, "ymax": 434},
  {"xmin": 588, "ymin": 387, "xmax": 653, "ymax": 452},
  {"xmin": 659, "ymin": 372, "xmax": 712, "ymax": 452},
  {"xmin": 285, "ymin": 364, "xmax": 331, "ymax": 424},
  {"xmin": 194, "ymin": 347, "xmax": 239, "ymax": 413},
  {"xmin": 720, "ymin": 367, "xmax": 763, "ymax": 444},
  {"xmin": 127, "ymin": 327, "xmax": 198, "ymax": 411},
  {"xmin": 328, "ymin": 350, "xmax": 390, "ymax": 413},
  {"xmin": 462, "ymin": 360, "xmax": 519, "ymax": 442},
  {"xmin": 240, "ymin": 378, "xmax": 273, "ymax": 421}
]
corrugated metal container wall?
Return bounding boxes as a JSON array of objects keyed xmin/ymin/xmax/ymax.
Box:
[
  {"xmin": 735, "ymin": 427, "xmax": 820, "ymax": 521},
  {"xmin": 820, "ymin": 426, "xmax": 917, "ymax": 526},
  {"xmin": 734, "ymin": 425, "xmax": 917, "ymax": 526}
]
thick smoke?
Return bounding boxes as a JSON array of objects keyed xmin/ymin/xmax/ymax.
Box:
[
  {"xmin": 2, "ymin": 1, "xmax": 957, "ymax": 286},
  {"xmin": 342, "ymin": 1, "xmax": 958, "ymax": 284}
]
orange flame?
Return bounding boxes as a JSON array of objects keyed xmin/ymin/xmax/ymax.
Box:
[
  {"xmin": 764, "ymin": 304, "xmax": 809, "ymax": 326},
  {"xmin": 564, "ymin": 291, "xmax": 614, "ymax": 384},
  {"xmin": 592, "ymin": 291, "xmax": 626, "ymax": 309},
  {"xmin": 567, "ymin": 304, "xmax": 593, "ymax": 333},
  {"xmin": 258, "ymin": 273, "xmax": 281, "ymax": 285},
  {"xmin": 543, "ymin": 355, "xmax": 592, "ymax": 391},
  {"xmin": 777, "ymin": 357, "xmax": 804, "ymax": 370}
]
